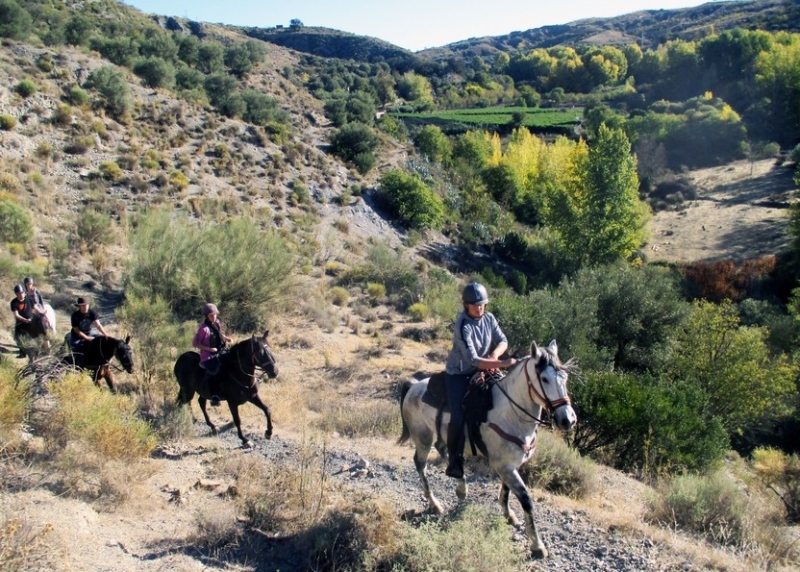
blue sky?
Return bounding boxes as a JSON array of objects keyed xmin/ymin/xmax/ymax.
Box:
[{"xmin": 122, "ymin": 0, "xmax": 711, "ymax": 52}]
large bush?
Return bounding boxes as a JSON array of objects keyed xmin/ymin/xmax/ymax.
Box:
[
  {"xmin": 328, "ymin": 122, "xmax": 381, "ymax": 174},
  {"xmin": 0, "ymin": 0, "xmax": 32, "ymax": 40},
  {"xmin": 378, "ymin": 170, "xmax": 445, "ymax": 230},
  {"xmin": 571, "ymin": 371, "xmax": 729, "ymax": 477},
  {"xmin": 0, "ymin": 199, "xmax": 33, "ymax": 245},
  {"xmin": 124, "ymin": 210, "xmax": 296, "ymax": 331},
  {"xmin": 84, "ymin": 66, "xmax": 133, "ymax": 119}
]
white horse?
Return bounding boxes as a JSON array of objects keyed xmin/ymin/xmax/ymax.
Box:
[{"xmin": 397, "ymin": 339, "xmax": 577, "ymax": 559}]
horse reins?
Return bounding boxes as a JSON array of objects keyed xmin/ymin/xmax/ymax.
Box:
[
  {"xmin": 229, "ymin": 338, "xmax": 275, "ymax": 388},
  {"xmin": 493, "ymin": 356, "xmax": 569, "ymax": 427}
]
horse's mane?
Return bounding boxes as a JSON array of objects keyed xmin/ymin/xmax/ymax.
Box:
[{"xmin": 536, "ymin": 344, "xmax": 578, "ymax": 375}]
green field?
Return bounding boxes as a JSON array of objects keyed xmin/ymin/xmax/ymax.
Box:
[{"xmin": 392, "ymin": 106, "xmax": 583, "ymax": 132}]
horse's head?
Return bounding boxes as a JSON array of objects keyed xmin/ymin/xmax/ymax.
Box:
[
  {"xmin": 114, "ymin": 335, "xmax": 135, "ymax": 374},
  {"xmin": 251, "ymin": 330, "xmax": 278, "ymax": 379},
  {"xmin": 525, "ymin": 339, "xmax": 577, "ymax": 431}
]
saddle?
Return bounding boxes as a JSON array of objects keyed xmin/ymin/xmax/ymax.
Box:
[{"xmin": 422, "ymin": 370, "xmax": 500, "ymax": 457}]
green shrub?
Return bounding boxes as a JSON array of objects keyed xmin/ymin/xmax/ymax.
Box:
[
  {"xmin": 125, "ymin": 209, "xmax": 296, "ymax": 330},
  {"xmin": 366, "ymin": 282, "xmax": 386, "ymax": 300},
  {"xmin": 132, "ymin": 56, "xmax": 175, "ymax": 89},
  {"xmin": 328, "ymin": 122, "xmax": 380, "ymax": 173},
  {"xmin": 396, "ymin": 504, "xmax": 526, "ymax": 571},
  {"xmin": 519, "ymin": 430, "xmax": 598, "ymax": 498},
  {"xmin": 50, "ymin": 103, "xmax": 72, "ymax": 127},
  {"xmin": 0, "ymin": 199, "xmax": 32, "ymax": 244},
  {"xmin": 646, "ymin": 471, "xmax": 751, "ymax": 547},
  {"xmin": 571, "ymin": 371, "xmax": 728, "ymax": 477},
  {"xmin": 64, "ymin": 85, "xmax": 90, "ymax": 106},
  {"xmin": 341, "ymin": 242, "xmax": 420, "ymax": 310},
  {"xmin": 14, "ymin": 79, "xmax": 36, "ymax": 98},
  {"xmin": 0, "ymin": 114, "xmax": 16, "ymax": 130},
  {"xmin": 329, "ymin": 286, "xmax": 349, "ymax": 306},
  {"xmin": 169, "ymin": 170, "xmax": 189, "ymax": 192},
  {"xmin": 98, "ymin": 161, "xmax": 123, "ymax": 181},
  {"xmin": 0, "ymin": 0, "xmax": 33, "ymax": 41},
  {"xmin": 378, "ymin": 169, "xmax": 444, "ymax": 230},
  {"xmin": 76, "ymin": 209, "xmax": 112, "ymax": 253},
  {"xmin": 115, "ymin": 294, "xmax": 184, "ymax": 424},
  {"xmin": 46, "ymin": 373, "xmax": 156, "ymax": 460},
  {"xmin": 85, "ymin": 66, "xmax": 133, "ymax": 119},
  {"xmin": 407, "ymin": 302, "xmax": 429, "ymax": 321}
]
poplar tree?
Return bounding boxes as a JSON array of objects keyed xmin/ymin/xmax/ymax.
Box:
[{"xmin": 547, "ymin": 124, "xmax": 649, "ymax": 265}]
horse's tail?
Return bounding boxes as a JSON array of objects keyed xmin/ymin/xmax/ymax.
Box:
[{"xmin": 396, "ymin": 378, "xmax": 415, "ymax": 445}]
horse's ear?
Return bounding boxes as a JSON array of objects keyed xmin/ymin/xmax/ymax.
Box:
[
  {"xmin": 125, "ymin": 335, "xmax": 131, "ymax": 344},
  {"xmin": 262, "ymin": 330, "xmax": 269, "ymax": 340},
  {"xmin": 531, "ymin": 341, "xmax": 543, "ymax": 361},
  {"xmin": 547, "ymin": 339, "xmax": 558, "ymax": 356}
]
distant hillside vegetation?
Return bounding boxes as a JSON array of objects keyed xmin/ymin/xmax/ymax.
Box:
[
  {"xmin": 420, "ymin": 0, "xmax": 800, "ymax": 60},
  {"xmin": 243, "ymin": 25, "xmax": 419, "ymax": 64}
]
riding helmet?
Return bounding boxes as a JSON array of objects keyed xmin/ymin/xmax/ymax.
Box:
[
  {"xmin": 13, "ymin": 284, "xmax": 24, "ymax": 294},
  {"xmin": 23, "ymin": 277, "xmax": 33, "ymax": 285},
  {"xmin": 462, "ymin": 281, "xmax": 489, "ymax": 305},
  {"xmin": 202, "ymin": 302, "xmax": 219, "ymax": 315}
]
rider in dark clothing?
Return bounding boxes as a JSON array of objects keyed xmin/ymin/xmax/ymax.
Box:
[
  {"xmin": 69, "ymin": 297, "xmax": 109, "ymax": 350},
  {"xmin": 10, "ymin": 284, "xmax": 32, "ymax": 358},
  {"xmin": 443, "ymin": 281, "xmax": 518, "ymax": 479}
]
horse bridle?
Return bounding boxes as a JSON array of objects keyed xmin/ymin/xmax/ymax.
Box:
[
  {"xmin": 229, "ymin": 337, "xmax": 275, "ymax": 386},
  {"xmin": 494, "ymin": 356, "xmax": 571, "ymax": 427}
]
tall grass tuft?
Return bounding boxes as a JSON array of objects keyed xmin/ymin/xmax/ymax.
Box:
[
  {"xmin": 645, "ymin": 470, "xmax": 753, "ymax": 548},
  {"xmin": 313, "ymin": 400, "xmax": 401, "ymax": 438},
  {"xmin": 519, "ymin": 430, "xmax": 598, "ymax": 498},
  {"xmin": 0, "ymin": 362, "xmax": 30, "ymax": 450},
  {"xmin": 44, "ymin": 372, "xmax": 156, "ymax": 460},
  {"xmin": 0, "ymin": 517, "xmax": 58, "ymax": 572},
  {"xmin": 395, "ymin": 504, "xmax": 527, "ymax": 571}
]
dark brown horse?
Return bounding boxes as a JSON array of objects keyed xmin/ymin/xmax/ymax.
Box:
[
  {"xmin": 174, "ymin": 331, "xmax": 278, "ymax": 447},
  {"xmin": 62, "ymin": 335, "xmax": 135, "ymax": 392}
]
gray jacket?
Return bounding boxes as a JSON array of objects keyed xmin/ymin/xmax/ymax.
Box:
[{"xmin": 445, "ymin": 310, "xmax": 507, "ymax": 375}]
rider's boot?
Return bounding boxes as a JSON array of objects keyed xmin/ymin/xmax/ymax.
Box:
[{"xmin": 445, "ymin": 422, "xmax": 465, "ymax": 479}]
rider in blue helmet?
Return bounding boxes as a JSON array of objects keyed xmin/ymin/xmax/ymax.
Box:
[{"xmin": 443, "ymin": 281, "xmax": 518, "ymax": 478}]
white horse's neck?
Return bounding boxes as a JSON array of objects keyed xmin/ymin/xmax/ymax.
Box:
[{"xmin": 491, "ymin": 360, "xmax": 546, "ymax": 436}]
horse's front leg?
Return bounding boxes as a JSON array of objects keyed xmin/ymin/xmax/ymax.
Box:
[
  {"xmin": 103, "ymin": 365, "xmax": 116, "ymax": 393},
  {"xmin": 249, "ymin": 394, "xmax": 273, "ymax": 439},
  {"xmin": 228, "ymin": 404, "xmax": 252, "ymax": 448},
  {"xmin": 198, "ymin": 397, "xmax": 218, "ymax": 435},
  {"xmin": 498, "ymin": 468, "xmax": 547, "ymax": 559}
]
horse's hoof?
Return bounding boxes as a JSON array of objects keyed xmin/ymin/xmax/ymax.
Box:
[
  {"xmin": 531, "ymin": 547, "xmax": 548, "ymax": 560},
  {"xmin": 211, "ymin": 428, "xmax": 219, "ymax": 436},
  {"xmin": 265, "ymin": 430, "xmax": 273, "ymax": 440}
]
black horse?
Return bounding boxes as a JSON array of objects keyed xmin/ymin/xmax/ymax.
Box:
[
  {"xmin": 62, "ymin": 335, "xmax": 135, "ymax": 392},
  {"xmin": 174, "ymin": 331, "xmax": 278, "ymax": 447}
]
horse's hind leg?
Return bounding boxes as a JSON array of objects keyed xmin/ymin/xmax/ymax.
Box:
[
  {"xmin": 198, "ymin": 398, "xmax": 218, "ymax": 436},
  {"xmin": 249, "ymin": 395, "xmax": 273, "ymax": 439}
]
